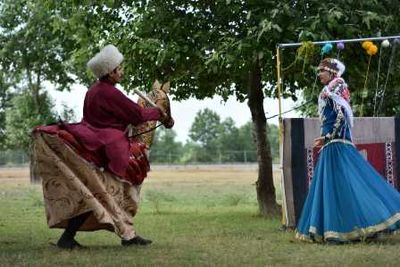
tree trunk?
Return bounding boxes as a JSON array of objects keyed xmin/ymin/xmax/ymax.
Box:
[
  {"xmin": 247, "ymin": 61, "xmax": 280, "ymax": 217},
  {"xmin": 27, "ymin": 69, "xmax": 41, "ymax": 183},
  {"xmin": 26, "ymin": 67, "xmax": 41, "ymax": 113},
  {"xmin": 29, "ymin": 147, "xmax": 40, "ymax": 183}
]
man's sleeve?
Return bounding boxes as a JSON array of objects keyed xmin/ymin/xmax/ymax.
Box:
[{"xmin": 105, "ymin": 88, "xmax": 162, "ymax": 125}]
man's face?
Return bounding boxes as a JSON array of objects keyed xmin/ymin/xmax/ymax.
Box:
[{"xmin": 109, "ymin": 65, "xmax": 124, "ymax": 84}]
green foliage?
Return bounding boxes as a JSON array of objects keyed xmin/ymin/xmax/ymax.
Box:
[
  {"xmin": 183, "ymin": 108, "xmax": 279, "ymax": 163},
  {"xmin": 279, "ymin": 0, "xmax": 400, "ymax": 117},
  {"xmin": 0, "ymin": 32, "xmax": 19, "ymax": 149},
  {"xmin": 58, "ymin": 103, "xmax": 77, "ymax": 123},
  {"xmin": 179, "ymin": 142, "xmax": 201, "ymax": 163},
  {"xmin": 4, "ymin": 91, "xmax": 57, "ymax": 150},
  {"xmin": 0, "ymin": 0, "xmax": 76, "ymax": 91},
  {"xmin": 2, "ymin": 1, "xmax": 399, "ymax": 140},
  {"xmin": 189, "ymin": 108, "xmax": 221, "ymax": 147},
  {"xmin": 237, "ymin": 121, "xmax": 256, "ymax": 153},
  {"xmin": 188, "ymin": 108, "xmax": 222, "ymax": 162},
  {"xmin": 267, "ymin": 124, "xmax": 279, "ymax": 162},
  {"xmin": 1, "ymin": 89, "xmax": 75, "ymax": 151},
  {"xmin": 0, "ymin": 0, "xmax": 83, "ymax": 148},
  {"xmin": 150, "ymin": 128, "xmax": 183, "ymax": 163},
  {"xmin": 30, "ymin": 1, "xmax": 299, "ymax": 100},
  {"xmin": 147, "ymin": 107, "xmax": 274, "ymax": 164},
  {"xmin": 188, "ymin": 109, "xmax": 239, "ymax": 162},
  {"xmin": 116, "ymin": 1, "xmax": 300, "ymax": 100},
  {"xmin": 0, "ymin": 75, "xmax": 15, "ymax": 149}
]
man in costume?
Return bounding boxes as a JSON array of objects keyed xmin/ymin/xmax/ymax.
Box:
[{"xmin": 33, "ymin": 45, "xmax": 173, "ymax": 249}]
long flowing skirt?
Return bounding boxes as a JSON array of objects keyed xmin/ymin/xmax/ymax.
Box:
[
  {"xmin": 32, "ymin": 132, "xmax": 140, "ymax": 240},
  {"xmin": 296, "ymin": 141, "xmax": 400, "ymax": 242}
]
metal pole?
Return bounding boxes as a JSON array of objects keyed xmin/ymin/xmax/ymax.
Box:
[
  {"xmin": 276, "ymin": 46, "xmax": 284, "ymax": 144},
  {"xmin": 277, "ymin": 35, "xmax": 400, "ymax": 48},
  {"xmin": 276, "ymin": 45, "xmax": 288, "ymax": 226}
]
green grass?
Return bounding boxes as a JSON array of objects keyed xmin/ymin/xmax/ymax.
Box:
[{"xmin": 0, "ymin": 169, "xmax": 399, "ymax": 267}]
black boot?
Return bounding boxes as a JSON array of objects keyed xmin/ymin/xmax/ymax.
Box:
[
  {"xmin": 121, "ymin": 235, "xmax": 153, "ymax": 246},
  {"xmin": 57, "ymin": 231, "xmax": 84, "ymax": 249},
  {"xmin": 57, "ymin": 212, "xmax": 91, "ymax": 249}
]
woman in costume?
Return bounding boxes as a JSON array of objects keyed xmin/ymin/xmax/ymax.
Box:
[
  {"xmin": 295, "ymin": 58, "xmax": 400, "ymax": 243},
  {"xmin": 33, "ymin": 45, "xmax": 173, "ymax": 249}
]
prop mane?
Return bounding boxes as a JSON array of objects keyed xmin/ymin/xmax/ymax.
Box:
[{"xmin": 131, "ymin": 80, "xmax": 171, "ymax": 148}]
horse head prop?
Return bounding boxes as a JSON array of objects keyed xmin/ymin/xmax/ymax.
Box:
[{"xmin": 131, "ymin": 80, "xmax": 173, "ymax": 148}]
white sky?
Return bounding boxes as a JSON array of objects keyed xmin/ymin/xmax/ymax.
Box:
[{"xmin": 48, "ymin": 84, "xmax": 301, "ymax": 143}]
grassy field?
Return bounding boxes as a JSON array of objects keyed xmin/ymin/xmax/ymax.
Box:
[{"xmin": 0, "ymin": 167, "xmax": 399, "ymax": 267}]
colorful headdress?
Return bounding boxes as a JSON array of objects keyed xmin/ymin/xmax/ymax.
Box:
[{"xmin": 318, "ymin": 58, "xmax": 345, "ymax": 77}]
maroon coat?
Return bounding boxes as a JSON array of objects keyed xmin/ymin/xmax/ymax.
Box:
[{"xmin": 63, "ymin": 80, "xmax": 161, "ymax": 177}]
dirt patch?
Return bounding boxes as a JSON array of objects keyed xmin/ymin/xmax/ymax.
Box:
[
  {"xmin": 0, "ymin": 167, "xmax": 29, "ymax": 179},
  {"xmin": 0, "ymin": 166, "xmax": 280, "ymax": 186}
]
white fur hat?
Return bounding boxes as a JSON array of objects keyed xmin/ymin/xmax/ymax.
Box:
[{"xmin": 87, "ymin": 45, "xmax": 124, "ymax": 78}]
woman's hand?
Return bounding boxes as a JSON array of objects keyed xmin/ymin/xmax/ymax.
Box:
[{"xmin": 313, "ymin": 137, "xmax": 325, "ymax": 148}]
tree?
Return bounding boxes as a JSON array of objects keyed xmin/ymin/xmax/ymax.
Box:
[
  {"xmin": 179, "ymin": 142, "xmax": 202, "ymax": 164},
  {"xmin": 150, "ymin": 128, "xmax": 183, "ymax": 163},
  {"xmin": 189, "ymin": 108, "xmax": 222, "ymax": 161},
  {"xmin": 58, "ymin": 103, "xmax": 77, "ymax": 123},
  {"xmin": 189, "ymin": 113, "xmax": 268, "ymax": 163},
  {"xmin": 0, "ymin": 0, "xmax": 77, "ymax": 105},
  {"xmin": 267, "ymin": 124, "xmax": 279, "ymax": 163},
  {"xmin": 24, "ymin": 0, "xmax": 400, "ymax": 216},
  {"xmin": 123, "ymin": 0, "xmax": 400, "ymax": 215},
  {"xmin": 217, "ymin": 118, "xmax": 241, "ymax": 162},
  {"xmin": 237, "ymin": 122, "xmax": 257, "ymax": 162},
  {"xmin": 0, "ymin": 62, "xmax": 16, "ymax": 149},
  {"xmin": 4, "ymin": 91, "xmax": 57, "ymax": 150},
  {"xmin": 0, "ymin": 0, "xmax": 84, "ymax": 151},
  {"xmin": 122, "ymin": 0, "xmax": 291, "ymax": 215}
]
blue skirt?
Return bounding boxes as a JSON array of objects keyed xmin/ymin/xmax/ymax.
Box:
[{"xmin": 296, "ymin": 141, "xmax": 400, "ymax": 242}]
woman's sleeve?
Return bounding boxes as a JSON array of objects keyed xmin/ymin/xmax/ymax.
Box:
[{"xmin": 106, "ymin": 88, "xmax": 162, "ymax": 125}]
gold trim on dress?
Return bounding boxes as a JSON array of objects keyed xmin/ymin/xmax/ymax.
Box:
[{"xmin": 295, "ymin": 212, "xmax": 400, "ymax": 242}]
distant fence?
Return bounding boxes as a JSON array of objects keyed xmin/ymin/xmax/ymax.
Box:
[
  {"xmin": 0, "ymin": 149, "xmax": 279, "ymax": 167},
  {"xmin": 148, "ymin": 150, "xmax": 261, "ymax": 164},
  {"xmin": 0, "ymin": 150, "xmax": 29, "ymax": 167}
]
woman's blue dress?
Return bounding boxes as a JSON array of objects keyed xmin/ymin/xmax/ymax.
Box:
[{"xmin": 296, "ymin": 79, "xmax": 400, "ymax": 242}]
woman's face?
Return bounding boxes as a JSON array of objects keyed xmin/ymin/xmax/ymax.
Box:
[{"xmin": 318, "ymin": 69, "xmax": 332, "ymax": 85}]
